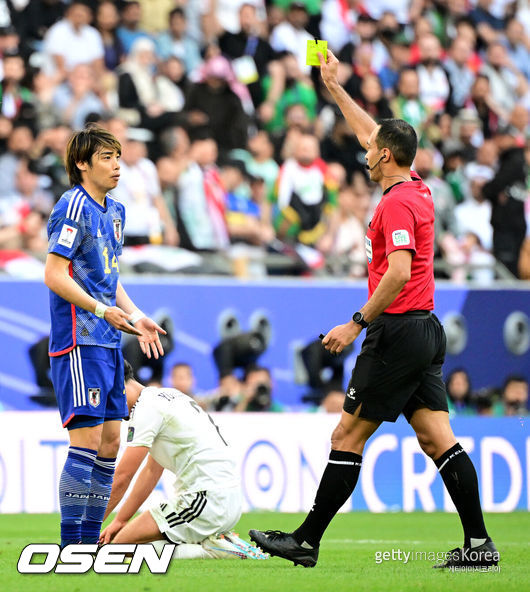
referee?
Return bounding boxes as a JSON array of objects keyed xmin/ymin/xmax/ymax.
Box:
[{"xmin": 250, "ymin": 50, "xmax": 498, "ymax": 569}]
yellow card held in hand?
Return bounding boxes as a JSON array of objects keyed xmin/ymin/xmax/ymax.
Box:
[{"xmin": 306, "ymin": 39, "xmax": 327, "ymax": 67}]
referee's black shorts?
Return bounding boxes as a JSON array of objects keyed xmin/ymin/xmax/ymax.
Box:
[{"xmin": 344, "ymin": 311, "xmax": 448, "ymax": 423}]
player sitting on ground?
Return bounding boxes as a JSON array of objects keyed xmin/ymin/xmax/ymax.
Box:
[{"xmin": 100, "ymin": 360, "xmax": 267, "ymax": 560}]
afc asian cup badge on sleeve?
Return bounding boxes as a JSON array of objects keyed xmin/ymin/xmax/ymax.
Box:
[
  {"xmin": 88, "ymin": 388, "xmax": 101, "ymax": 408},
  {"xmin": 113, "ymin": 218, "xmax": 122, "ymax": 242}
]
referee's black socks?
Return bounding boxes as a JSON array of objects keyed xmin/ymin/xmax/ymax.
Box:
[
  {"xmin": 292, "ymin": 450, "xmax": 362, "ymax": 548},
  {"xmin": 435, "ymin": 443, "xmax": 490, "ymax": 549}
]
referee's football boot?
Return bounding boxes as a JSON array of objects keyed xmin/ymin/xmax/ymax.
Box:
[
  {"xmin": 433, "ymin": 540, "xmax": 499, "ymax": 569},
  {"xmin": 248, "ymin": 529, "xmax": 319, "ymax": 567}
]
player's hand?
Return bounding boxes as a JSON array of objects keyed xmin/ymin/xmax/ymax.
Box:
[
  {"xmin": 135, "ymin": 316, "xmax": 167, "ymax": 360},
  {"xmin": 322, "ymin": 320, "xmax": 361, "ymax": 354},
  {"xmin": 318, "ymin": 49, "xmax": 339, "ymax": 88},
  {"xmin": 104, "ymin": 307, "xmax": 143, "ymax": 336},
  {"xmin": 100, "ymin": 518, "xmax": 127, "ymax": 544}
]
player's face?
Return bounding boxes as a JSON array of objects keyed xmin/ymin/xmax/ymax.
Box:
[{"xmin": 84, "ymin": 148, "xmax": 121, "ymax": 191}]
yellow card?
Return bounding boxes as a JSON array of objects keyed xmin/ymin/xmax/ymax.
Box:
[{"xmin": 306, "ymin": 39, "xmax": 327, "ymax": 67}]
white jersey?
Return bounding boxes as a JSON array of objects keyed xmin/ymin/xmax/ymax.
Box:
[{"xmin": 127, "ymin": 387, "xmax": 239, "ymax": 496}]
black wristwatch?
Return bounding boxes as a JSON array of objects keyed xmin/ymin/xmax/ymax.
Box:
[{"xmin": 352, "ymin": 311, "xmax": 369, "ymax": 329}]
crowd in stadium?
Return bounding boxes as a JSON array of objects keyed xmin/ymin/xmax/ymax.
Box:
[{"xmin": 0, "ymin": 0, "xmax": 529, "ymax": 281}]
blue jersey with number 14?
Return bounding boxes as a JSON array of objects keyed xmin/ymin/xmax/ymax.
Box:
[{"xmin": 47, "ymin": 184, "xmax": 126, "ymax": 356}]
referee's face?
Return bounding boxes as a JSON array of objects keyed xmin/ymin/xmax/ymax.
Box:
[{"xmin": 365, "ymin": 126, "xmax": 384, "ymax": 183}]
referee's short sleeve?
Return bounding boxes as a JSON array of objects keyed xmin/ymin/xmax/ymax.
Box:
[
  {"xmin": 380, "ymin": 198, "xmax": 416, "ymax": 258},
  {"xmin": 47, "ymin": 199, "xmax": 84, "ymax": 260}
]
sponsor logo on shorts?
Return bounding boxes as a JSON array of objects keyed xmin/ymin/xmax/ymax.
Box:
[
  {"xmin": 58, "ymin": 224, "xmax": 78, "ymax": 248},
  {"xmin": 88, "ymin": 388, "xmax": 101, "ymax": 408},
  {"xmin": 347, "ymin": 387, "xmax": 356, "ymax": 400},
  {"xmin": 392, "ymin": 229, "xmax": 410, "ymax": 246}
]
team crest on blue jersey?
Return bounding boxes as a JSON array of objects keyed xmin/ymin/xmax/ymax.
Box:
[
  {"xmin": 88, "ymin": 388, "xmax": 101, "ymax": 407},
  {"xmin": 113, "ymin": 218, "xmax": 122, "ymax": 242}
]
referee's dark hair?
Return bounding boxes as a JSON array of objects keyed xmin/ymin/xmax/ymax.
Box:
[
  {"xmin": 376, "ymin": 119, "xmax": 418, "ymax": 168},
  {"xmin": 124, "ymin": 359, "xmax": 135, "ymax": 383}
]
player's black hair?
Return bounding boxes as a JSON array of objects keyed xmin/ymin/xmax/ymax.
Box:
[
  {"xmin": 376, "ymin": 118, "xmax": 417, "ymax": 167},
  {"xmin": 124, "ymin": 359, "xmax": 135, "ymax": 383},
  {"xmin": 65, "ymin": 123, "xmax": 121, "ymax": 186}
]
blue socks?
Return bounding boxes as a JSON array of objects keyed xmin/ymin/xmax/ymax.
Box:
[
  {"xmin": 81, "ymin": 456, "xmax": 116, "ymax": 543},
  {"xmin": 59, "ymin": 446, "xmax": 97, "ymax": 547}
]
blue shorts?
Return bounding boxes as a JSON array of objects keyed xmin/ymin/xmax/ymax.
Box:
[{"xmin": 50, "ymin": 345, "xmax": 127, "ymax": 428}]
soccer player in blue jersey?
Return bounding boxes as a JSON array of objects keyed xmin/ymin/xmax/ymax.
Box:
[{"xmin": 44, "ymin": 124, "xmax": 167, "ymax": 547}]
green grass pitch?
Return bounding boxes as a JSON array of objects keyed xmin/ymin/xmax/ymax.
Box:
[{"xmin": 1, "ymin": 512, "xmax": 527, "ymax": 592}]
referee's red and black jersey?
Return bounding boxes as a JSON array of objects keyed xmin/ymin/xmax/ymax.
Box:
[{"xmin": 365, "ymin": 172, "xmax": 435, "ymax": 313}]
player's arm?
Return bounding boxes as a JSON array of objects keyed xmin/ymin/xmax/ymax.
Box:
[
  {"xmin": 323, "ymin": 251, "xmax": 412, "ymax": 354},
  {"xmin": 318, "ymin": 50, "xmax": 377, "ymax": 149},
  {"xmin": 116, "ymin": 280, "xmax": 167, "ymax": 359},
  {"xmin": 103, "ymin": 446, "xmax": 149, "ymax": 521},
  {"xmin": 44, "ymin": 253, "xmax": 141, "ymax": 336},
  {"xmin": 101, "ymin": 454, "xmax": 164, "ymax": 544}
]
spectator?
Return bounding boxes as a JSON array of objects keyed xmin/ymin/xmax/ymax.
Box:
[
  {"xmin": 221, "ymin": 159, "xmax": 275, "ymax": 248},
  {"xmin": 0, "ymin": 50, "xmax": 34, "ymax": 124},
  {"xmin": 170, "ymin": 136, "xmax": 230, "ymax": 251},
  {"xmin": 390, "ymin": 67, "xmax": 432, "ymax": 145},
  {"xmin": 509, "ymin": 103, "xmax": 529, "ymax": 137},
  {"xmin": 111, "ymin": 130, "xmax": 179, "ymax": 247},
  {"xmin": 444, "ymin": 36, "xmax": 475, "ymax": 112},
  {"xmin": 118, "ymin": 37, "xmax": 183, "ymax": 133},
  {"xmin": 261, "ymin": 52, "xmax": 317, "ymax": 135},
  {"xmin": 219, "ymin": 2, "xmax": 278, "ymax": 108},
  {"xmin": 0, "ymin": 123, "xmax": 34, "ymax": 198},
  {"xmin": 416, "ymin": 33, "xmax": 452, "ymax": 113},
  {"xmin": 270, "ymin": 132, "xmax": 339, "ymax": 250},
  {"xmin": 446, "ymin": 368, "xmax": 475, "ymax": 415},
  {"xmin": 42, "ymin": 1, "xmax": 104, "ymax": 81},
  {"xmin": 455, "ymin": 165, "xmax": 494, "ymax": 252},
  {"xmin": 186, "ymin": 56, "xmax": 250, "ymax": 153},
  {"xmin": 352, "ymin": 73, "xmax": 393, "ymax": 122},
  {"xmin": 33, "ymin": 124, "xmax": 71, "ymax": 197},
  {"xmin": 201, "ymin": 0, "xmax": 266, "ymax": 38},
  {"xmin": 318, "ymin": 390, "xmax": 345, "ymax": 413},
  {"xmin": 117, "ymin": 0, "xmax": 151, "ymax": 54},
  {"xmin": 480, "ymin": 41, "xmax": 527, "ymax": 114},
  {"xmin": 52, "ymin": 64, "xmax": 105, "ymax": 130},
  {"xmin": 503, "ymin": 17, "xmax": 530, "ymax": 81},
  {"xmin": 233, "ymin": 130, "xmax": 279, "ymax": 194},
  {"xmin": 414, "ymin": 148, "xmax": 458, "ymax": 254},
  {"xmin": 269, "ymin": 1, "xmax": 313, "ymax": 75},
  {"xmin": 234, "ymin": 366, "xmax": 281, "ymax": 411},
  {"xmin": 330, "ymin": 184, "xmax": 368, "ymax": 278},
  {"xmin": 499, "ymin": 375, "xmax": 529, "ymax": 416},
  {"xmin": 320, "ymin": 116, "xmax": 366, "ymax": 182},
  {"xmin": 156, "ymin": 7, "xmax": 201, "ymax": 74},
  {"xmin": 95, "ymin": 0, "xmax": 126, "ymax": 72},
  {"xmin": 378, "ymin": 33, "xmax": 413, "ymax": 96},
  {"xmin": 483, "ymin": 125, "xmax": 527, "ymax": 276},
  {"xmin": 20, "ymin": 0, "xmax": 64, "ymax": 52},
  {"xmin": 464, "ymin": 73, "xmax": 504, "ymax": 139}
]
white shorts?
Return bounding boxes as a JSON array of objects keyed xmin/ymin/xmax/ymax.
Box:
[{"xmin": 149, "ymin": 486, "xmax": 242, "ymax": 544}]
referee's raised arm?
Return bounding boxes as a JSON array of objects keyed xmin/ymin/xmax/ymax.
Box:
[{"xmin": 317, "ymin": 50, "xmax": 377, "ymax": 149}]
